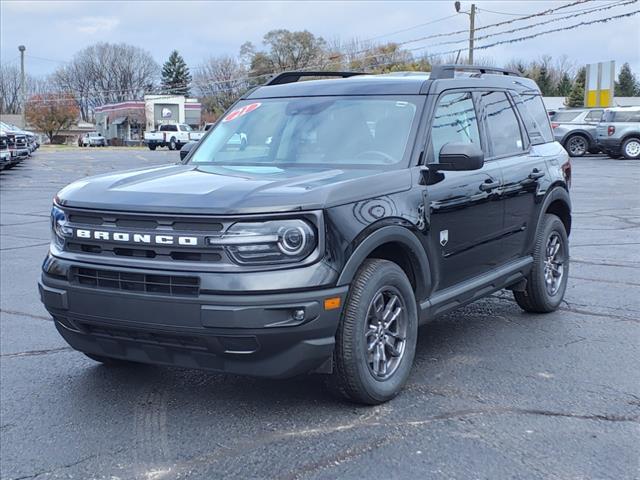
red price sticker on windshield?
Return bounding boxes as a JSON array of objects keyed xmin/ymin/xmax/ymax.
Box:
[{"xmin": 222, "ymin": 102, "xmax": 261, "ymax": 123}]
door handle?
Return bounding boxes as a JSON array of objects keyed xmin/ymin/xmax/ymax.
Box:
[
  {"xmin": 528, "ymin": 169, "xmax": 545, "ymax": 180},
  {"xmin": 479, "ymin": 180, "xmax": 500, "ymax": 192}
]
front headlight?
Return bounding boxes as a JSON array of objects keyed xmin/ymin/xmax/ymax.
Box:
[
  {"xmin": 51, "ymin": 205, "xmax": 72, "ymax": 247},
  {"xmin": 207, "ymin": 220, "xmax": 317, "ymax": 265}
]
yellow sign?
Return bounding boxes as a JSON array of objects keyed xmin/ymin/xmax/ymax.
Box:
[{"xmin": 585, "ymin": 61, "xmax": 615, "ymax": 108}]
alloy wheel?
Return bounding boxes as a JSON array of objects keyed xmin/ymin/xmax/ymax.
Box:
[
  {"xmin": 567, "ymin": 136, "xmax": 587, "ymax": 156},
  {"xmin": 365, "ymin": 287, "xmax": 408, "ymax": 380},
  {"xmin": 543, "ymin": 233, "xmax": 565, "ymax": 295}
]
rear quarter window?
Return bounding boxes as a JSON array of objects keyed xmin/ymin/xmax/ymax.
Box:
[
  {"xmin": 513, "ymin": 93, "xmax": 554, "ymax": 145},
  {"xmin": 608, "ymin": 111, "xmax": 640, "ymax": 122}
]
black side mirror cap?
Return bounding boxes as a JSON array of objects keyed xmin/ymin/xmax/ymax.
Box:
[
  {"xmin": 428, "ymin": 142, "xmax": 484, "ymax": 172},
  {"xmin": 180, "ymin": 141, "xmax": 197, "ymax": 161}
]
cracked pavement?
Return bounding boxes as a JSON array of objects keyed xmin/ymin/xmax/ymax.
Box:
[{"xmin": 1, "ymin": 149, "xmax": 639, "ymax": 479}]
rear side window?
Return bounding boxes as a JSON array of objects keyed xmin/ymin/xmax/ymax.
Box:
[
  {"xmin": 430, "ymin": 92, "xmax": 481, "ymax": 160},
  {"xmin": 160, "ymin": 125, "xmax": 177, "ymax": 132},
  {"xmin": 585, "ymin": 110, "xmax": 603, "ymax": 122},
  {"xmin": 513, "ymin": 94, "xmax": 554, "ymax": 144},
  {"xmin": 482, "ymin": 92, "xmax": 524, "ymax": 157},
  {"xmin": 553, "ymin": 111, "xmax": 582, "ymax": 122}
]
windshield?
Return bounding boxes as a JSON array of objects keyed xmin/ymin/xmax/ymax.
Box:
[
  {"xmin": 189, "ymin": 96, "xmax": 421, "ymax": 168},
  {"xmin": 553, "ymin": 111, "xmax": 582, "ymax": 122}
]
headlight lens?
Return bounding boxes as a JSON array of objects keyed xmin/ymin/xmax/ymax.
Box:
[
  {"xmin": 208, "ymin": 220, "xmax": 317, "ymax": 264},
  {"xmin": 51, "ymin": 205, "xmax": 72, "ymax": 247}
]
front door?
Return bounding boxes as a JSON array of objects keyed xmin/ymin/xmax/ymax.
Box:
[{"xmin": 424, "ymin": 91, "xmax": 504, "ymax": 291}]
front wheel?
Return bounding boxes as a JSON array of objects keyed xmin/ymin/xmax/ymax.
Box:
[
  {"xmin": 622, "ymin": 137, "xmax": 640, "ymax": 160},
  {"xmin": 169, "ymin": 138, "xmax": 177, "ymax": 151},
  {"xmin": 328, "ymin": 259, "xmax": 418, "ymax": 405},
  {"xmin": 514, "ymin": 214, "xmax": 569, "ymax": 313}
]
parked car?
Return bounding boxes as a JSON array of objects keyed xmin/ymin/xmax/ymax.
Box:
[
  {"xmin": 596, "ymin": 107, "xmax": 640, "ymax": 159},
  {"xmin": 0, "ymin": 122, "xmax": 30, "ymax": 160},
  {"xmin": 39, "ymin": 66, "xmax": 572, "ymax": 404},
  {"xmin": 79, "ymin": 132, "xmax": 107, "ymax": 147},
  {"xmin": 551, "ymin": 108, "xmax": 603, "ymax": 157},
  {"xmin": 0, "ymin": 131, "xmax": 11, "ymax": 170},
  {"xmin": 144, "ymin": 123, "xmax": 192, "ymax": 150}
]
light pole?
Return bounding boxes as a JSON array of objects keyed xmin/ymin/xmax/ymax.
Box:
[
  {"xmin": 454, "ymin": 2, "xmax": 476, "ymax": 65},
  {"xmin": 18, "ymin": 45, "xmax": 26, "ymax": 126}
]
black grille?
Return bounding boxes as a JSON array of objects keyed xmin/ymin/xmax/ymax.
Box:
[
  {"xmin": 72, "ymin": 267, "xmax": 200, "ymax": 296},
  {"xmin": 63, "ymin": 209, "xmax": 228, "ymax": 263},
  {"xmin": 81, "ymin": 323, "xmax": 209, "ymax": 351}
]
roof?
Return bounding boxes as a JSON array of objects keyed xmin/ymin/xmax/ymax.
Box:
[{"xmin": 246, "ymin": 70, "xmax": 540, "ymax": 99}]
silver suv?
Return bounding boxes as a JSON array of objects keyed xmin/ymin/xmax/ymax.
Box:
[
  {"xmin": 551, "ymin": 108, "xmax": 603, "ymax": 157},
  {"xmin": 596, "ymin": 107, "xmax": 640, "ymax": 159}
]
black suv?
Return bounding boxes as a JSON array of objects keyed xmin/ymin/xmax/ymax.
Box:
[{"xmin": 39, "ymin": 66, "xmax": 572, "ymax": 404}]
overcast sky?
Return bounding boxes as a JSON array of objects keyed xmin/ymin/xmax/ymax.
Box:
[{"xmin": 1, "ymin": 0, "xmax": 639, "ymax": 79}]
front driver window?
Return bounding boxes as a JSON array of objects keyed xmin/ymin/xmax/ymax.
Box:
[{"xmin": 430, "ymin": 92, "xmax": 481, "ymax": 161}]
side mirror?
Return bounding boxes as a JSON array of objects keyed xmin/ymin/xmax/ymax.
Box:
[
  {"xmin": 429, "ymin": 142, "xmax": 484, "ymax": 171},
  {"xmin": 180, "ymin": 141, "xmax": 197, "ymax": 161}
]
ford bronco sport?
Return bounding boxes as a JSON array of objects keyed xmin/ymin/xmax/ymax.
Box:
[{"xmin": 39, "ymin": 66, "xmax": 572, "ymax": 404}]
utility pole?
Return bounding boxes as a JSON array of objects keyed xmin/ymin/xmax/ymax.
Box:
[
  {"xmin": 454, "ymin": 2, "xmax": 475, "ymax": 65},
  {"xmin": 468, "ymin": 4, "xmax": 475, "ymax": 65},
  {"xmin": 18, "ymin": 45, "xmax": 26, "ymax": 126}
]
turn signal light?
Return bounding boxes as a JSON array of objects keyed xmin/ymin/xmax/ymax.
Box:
[{"xmin": 324, "ymin": 297, "xmax": 341, "ymax": 310}]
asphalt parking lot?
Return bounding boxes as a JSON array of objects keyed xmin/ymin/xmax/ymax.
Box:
[{"xmin": 1, "ymin": 147, "xmax": 639, "ymax": 480}]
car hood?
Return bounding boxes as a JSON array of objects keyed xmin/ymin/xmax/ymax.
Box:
[{"xmin": 56, "ymin": 163, "xmax": 412, "ymax": 214}]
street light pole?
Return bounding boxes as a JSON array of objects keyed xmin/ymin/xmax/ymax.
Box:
[{"xmin": 18, "ymin": 45, "xmax": 26, "ymax": 126}]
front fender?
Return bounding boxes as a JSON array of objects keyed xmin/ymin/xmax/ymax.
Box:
[{"xmin": 336, "ymin": 224, "xmax": 431, "ymax": 301}]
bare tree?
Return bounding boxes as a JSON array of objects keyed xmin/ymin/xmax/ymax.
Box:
[
  {"xmin": 52, "ymin": 42, "xmax": 159, "ymax": 121},
  {"xmin": 194, "ymin": 56, "xmax": 248, "ymax": 118},
  {"xmin": 1, "ymin": 65, "xmax": 55, "ymax": 114}
]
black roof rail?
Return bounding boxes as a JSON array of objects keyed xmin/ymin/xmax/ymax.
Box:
[
  {"xmin": 265, "ymin": 71, "xmax": 366, "ymax": 86},
  {"xmin": 429, "ymin": 64, "xmax": 521, "ymax": 80}
]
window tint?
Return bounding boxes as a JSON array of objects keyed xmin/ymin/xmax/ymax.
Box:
[
  {"xmin": 553, "ymin": 111, "xmax": 582, "ymax": 122},
  {"xmin": 430, "ymin": 92, "xmax": 480, "ymax": 160},
  {"xmin": 585, "ymin": 110, "xmax": 603, "ymax": 122},
  {"xmin": 482, "ymin": 92, "xmax": 524, "ymax": 157},
  {"xmin": 160, "ymin": 124, "xmax": 177, "ymax": 132},
  {"xmin": 514, "ymin": 94, "xmax": 554, "ymax": 144},
  {"xmin": 610, "ymin": 111, "xmax": 640, "ymax": 122}
]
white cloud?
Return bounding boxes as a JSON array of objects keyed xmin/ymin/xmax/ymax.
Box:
[{"xmin": 75, "ymin": 16, "xmax": 120, "ymax": 34}]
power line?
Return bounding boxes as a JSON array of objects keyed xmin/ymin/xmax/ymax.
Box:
[
  {"xmin": 416, "ymin": 0, "xmax": 637, "ymax": 50},
  {"xmin": 360, "ymin": 13, "xmax": 460, "ymax": 43},
  {"xmin": 478, "ymin": 0, "xmax": 619, "ymax": 16}
]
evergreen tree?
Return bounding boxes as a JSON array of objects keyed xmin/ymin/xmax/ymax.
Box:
[
  {"xmin": 536, "ymin": 65, "xmax": 554, "ymax": 96},
  {"xmin": 574, "ymin": 66, "xmax": 586, "ymax": 88},
  {"xmin": 565, "ymin": 82, "xmax": 585, "ymax": 108},
  {"xmin": 557, "ymin": 72, "xmax": 572, "ymax": 97},
  {"xmin": 161, "ymin": 50, "xmax": 192, "ymax": 96},
  {"xmin": 615, "ymin": 63, "xmax": 639, "ymax": 96}
]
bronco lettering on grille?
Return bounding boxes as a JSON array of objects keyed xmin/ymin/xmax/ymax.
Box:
[{"xmin": 75, "ymin": 229, "xmax": 198, "ymax": 246}]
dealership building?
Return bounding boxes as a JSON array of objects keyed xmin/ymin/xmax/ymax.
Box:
[{"xmin": 94, "ymin": 95, "xmax": 202, "ymax": 144}]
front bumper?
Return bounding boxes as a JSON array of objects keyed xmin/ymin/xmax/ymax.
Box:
[
  {"xmin": 39, "ymin": 257, "xmax": 348, "ymax": 379},
  {"xmin": 10, "ymin": 148, "xmax": 29, "ymax": 158}
]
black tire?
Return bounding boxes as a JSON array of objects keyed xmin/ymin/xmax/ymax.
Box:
[
  {"xmin": 169, "ymin": 137, "xmax": 177, "ymax": 151},
  {"xmin": 621, "ymin": 137, "xmax": 640, "ymax": 160},
  {"xmin": 564, "ymin": 134, "xmax": 588, "ymax": 157},
  {"xmin": 148, "ymin": 144, "xmax": 156, "ymax": 151},
  {"xmin": 328, "ymin": 259, "xmax": 418, "ymax": 405},
  {"xmin": 84, "ymin": 353, "xmax": 133, "ymax": 366},
  {"xmin": 514, "ymin": 214, "xmax": 569, "ymax": 313}
]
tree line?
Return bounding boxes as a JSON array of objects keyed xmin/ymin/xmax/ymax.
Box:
[{"xmin": 2, "ymin": 29, "xmax": 639, "ymax": 127}]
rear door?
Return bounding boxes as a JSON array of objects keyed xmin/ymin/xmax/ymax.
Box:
[
  {"xmin": 425, "ymin": 90, "xmax": 504, "ymax": 291},
  {"xmin": 485, "ymin": 91, "xmax": 551, "ymax": 262}
]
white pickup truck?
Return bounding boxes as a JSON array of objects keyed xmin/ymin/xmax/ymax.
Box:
[
  {"xmin": 187, "ymin": 123, "xmax": 213, "ymax": 142},
  {"xmin": 144, "ymin": 124, "xmax": 193, "ymax": 151}
]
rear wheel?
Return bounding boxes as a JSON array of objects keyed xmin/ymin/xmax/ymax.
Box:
[
  {"xmin": 622, "ymin": 137, "xmax": 640, "ymax": 160},
  {"xmin": 148, "ymin": 144, "xmax": 156, "ymax": 151},
  {"xmin": 328, "ymin": 259, "xmax": 418, "ymax": 405},
  {"xmin": 565, "ymin": 134, "xmax": 588, "ymax": 157},
  {"xmin": 169, "ymin": 137, "xmax": 177, "ymax": 151},
  {"xmin": 514, "ymin": 214, "xmax": 569, "ymax": 313}
]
